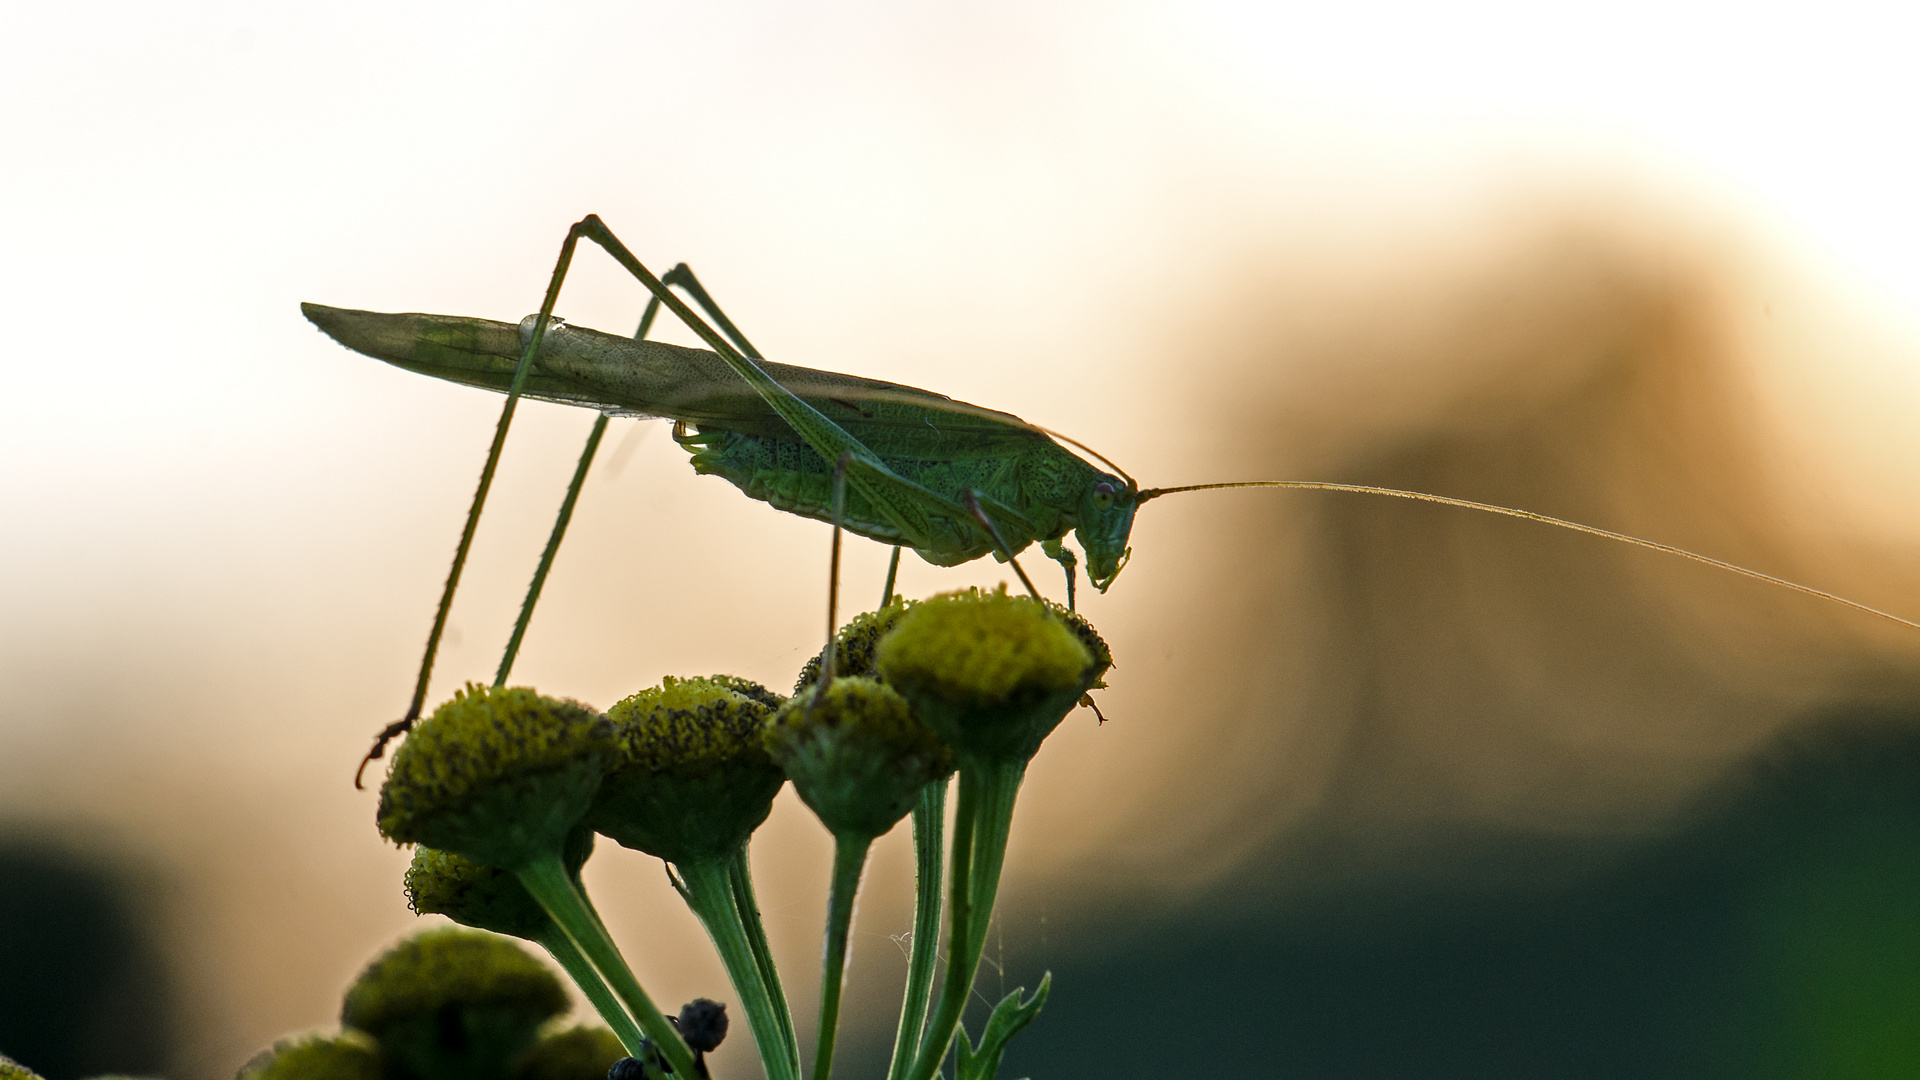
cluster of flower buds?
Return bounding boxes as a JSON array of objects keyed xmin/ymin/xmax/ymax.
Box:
[
  {"xmin": 232, "ymin": 585, "xmax": 1113, "ymax": 1080},
  {"xmin": 231, "ymin": 926, "xmax": 629, "ymax": 1080}
]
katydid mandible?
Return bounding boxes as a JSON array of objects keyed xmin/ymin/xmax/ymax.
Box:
[{"xmin": 306, "ymin": 215, "xmax": 1920, "ymax": 781}]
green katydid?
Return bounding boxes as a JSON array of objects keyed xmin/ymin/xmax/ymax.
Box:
[{"xmin": 306, "ymin": 215, "xmax": 1920, "ymax": 780}]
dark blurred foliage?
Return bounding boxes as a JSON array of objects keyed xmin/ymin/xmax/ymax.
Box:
[
  {"xmin": 946, "ymin": 709, "xmax": 1920, "ymax": 1080},
  {"xmin": 0, "ymin": 841, "xmax": 173, "ymax": 1078}
]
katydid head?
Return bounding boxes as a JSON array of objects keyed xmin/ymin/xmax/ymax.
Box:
[{"xmin": 1076, "ymin": 477, "xmax": 1138, "ymax": 592}]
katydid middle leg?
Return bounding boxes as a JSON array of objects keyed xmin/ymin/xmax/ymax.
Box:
[
  {"xmin": 493, "ymin": 264, "xmax": 771, "ymax": 687},
  {"xmin": 881, "ymin": 546, "xmax": 903, "ymax": 608},
  {"xmin": 490, "ymin": 295, "xmax": 666, "ymax": 688},
  {"xmin": 960, "ymin": 490, "xmax": 1044, "ymax": 602}
]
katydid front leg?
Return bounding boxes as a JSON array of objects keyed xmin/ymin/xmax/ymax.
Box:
[{"xmin": 1041, "ymin": 538, "xmax": 1078, "ymax": 611}]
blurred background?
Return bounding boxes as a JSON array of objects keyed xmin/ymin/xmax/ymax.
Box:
[{"xmin": 4, "ymin": 1, "xmax": 1920, "ymax": 1076}]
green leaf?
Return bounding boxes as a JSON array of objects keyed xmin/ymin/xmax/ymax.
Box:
[{"xmin": 955, "ymin": 972, "xmax": 1051, "ymax": 1080}]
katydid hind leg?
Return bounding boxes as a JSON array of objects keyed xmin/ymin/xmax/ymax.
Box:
[
  {"xmin": 663, "ymin": 262, "xmax": 762, "ymax": 359},
  {"xmin": 356, "ymin": 222, "xmax": 591, "ymax": 787},
  {"xmin": 655, "ymin": 260, "xmax": 948, "ymax": 616},
  {"xmin": 492, "ymin": 413, "xmax": 610, "ymax": 689},
  {"xmin": 571, "ymin": 217, "xmax": 996, "ymax": 562},
  {"xmin": 662, "ymin": 262, "xmax": 957, "ymax": 596},
  {"xmin": 658, "ymin": 261, "xmax": 956, "ymax": 569}
]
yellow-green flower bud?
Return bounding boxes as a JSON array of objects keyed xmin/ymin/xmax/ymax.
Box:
[
  {"xmin": 765, "ymin": 678, "xmax": 952, "ymax": 839},
  {"xmin": 706, "ymin": 673, "xmax": 786, "ymax": 711},
  {"xmin": 404, "ymin": 826, "xmax": 594, "ymax": 941},
  {"xmin": 794, "ymin": 600, "xmax": 915, "ymax": 690},
  {"xmin": 511, "ymin": 1025, "xmax": 628, "ymax": 1080},
  {"xmin": 377, "ymin": 685, "xmax": 616, "ymax": 871},
  {"xmin": 341, "ymin": 927, "xmax": 568, "ymax": 1080},
  {"xmin": 585, "ymin": 676, "xmax": 786, "ymax": 865},
  {"xmin": 1046, "ymin": 599, "xmax": 1114, "ymax": 682},
  {"xmin": 0, "ymin": 1056, "xmax": 44, "ymax": 1080},
  {"xmin": 874, "ymin": 587, "xmax": 1107, "ymax": 763},
  {"xmin": 233, "ymin": 1033, "xmax": 383, "ymax": 1080}
]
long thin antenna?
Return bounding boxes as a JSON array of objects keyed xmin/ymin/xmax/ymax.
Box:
[{"xmin": 1138, "ymin": 480, "xmax": 1920, "ymax": 633}]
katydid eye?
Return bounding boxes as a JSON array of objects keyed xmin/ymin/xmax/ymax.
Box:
[{"xmin": 1091, "ymin": 482, "xmax": 1115, "ymax": 510}]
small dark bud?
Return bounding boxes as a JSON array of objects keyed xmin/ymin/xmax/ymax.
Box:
[
  {"xmin": 606, "ymin": 1037, "xmax": 673, "ymax": 1079},
  {"xmin": 676, "ymin": 998, "xmax": 729, "ymax": 1053},
  {"xmin": 607, "ymin": 1057, "xmax": 650, "ymax": 1080}
]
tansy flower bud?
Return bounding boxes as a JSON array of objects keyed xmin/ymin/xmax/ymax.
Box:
[
  {"xmin": 510, "ymin": 1025, "xmax": 628, "ymax": 1080},
  {"xmin": 341, "ymin": 927, "xmax": 568, "ymax": 1080},
  {"xmin": 794, "ymin": 600, "xmax": 914, "ymax": 690},
  {"xmin": 765, "ymin": 678, "xmax": 952, "ymax": 840},
  {"xmin": 376, "ymin": 693, "xmax": 700, "ymax": 1080},
  {"xmin": 586, "ymin": 676, "xmax": 785, "ymax": 865},
  {"xmin": 377, "ymin": 685, "xmax": 616, "ymax": 871},
  {"xmin": 403, "ymin": 827, "xmax": 595, "ymax": 941},
  {"xmin": 402, "ymin": 834, "xmax": 646, "ymax": 1055},
  {"xmin": 587, "ymin": 676, "xmax": 799, "ymax": 1079},
  {"xmin": 875, "ymin": 587, "xmax": 1106, "ymax": 763},
  {"xmin": 234, "ymin": 1035, "xmax": 383, "ymax": 1080},
  {"xmin": 0, "ymin": 1057, "xmax": 43, "ymax": 1080}
]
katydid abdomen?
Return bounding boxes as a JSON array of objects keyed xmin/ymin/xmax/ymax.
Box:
[{"xmin": 680, "ymin": 426, "xmax": 1084, "ymax": 567}]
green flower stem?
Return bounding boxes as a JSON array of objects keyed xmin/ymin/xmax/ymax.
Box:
[
  {"xmin": 515, "ymin": 854, "xmax": 698, "ymax": 1078},
  {"xmin": 534, "ymin": 926, "xmax": 646, "ymax": 1054},
  {"xmin": 904, "ymin": 760, "xmax": 1024, "ymax": 1080},
  {"xmin": 885, "ymin": 779, "xmax": 947, "ymax": 1080},
  {"xmin": 903, "ymin": 769, "xmax": 982, "ymax": 1080},
  {"xmin": 729, "ymin": 847, "xmax": 802, "ymax": 1077},
  {"xmin": 680, "ymin": 855, "xmax": 801, "ymax": 1080},
  {"xmin": 960, "ymin": 759, "xmax": 1023, "ymax": 956},
  {"xmin": 813, "ymin": 832, "xmax": 874, "ymax": 1080}
]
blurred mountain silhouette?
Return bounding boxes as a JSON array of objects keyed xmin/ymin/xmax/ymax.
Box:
[{"xmin": 0, "ymin": 841, "xmax": 174, "ymax": 1078}]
